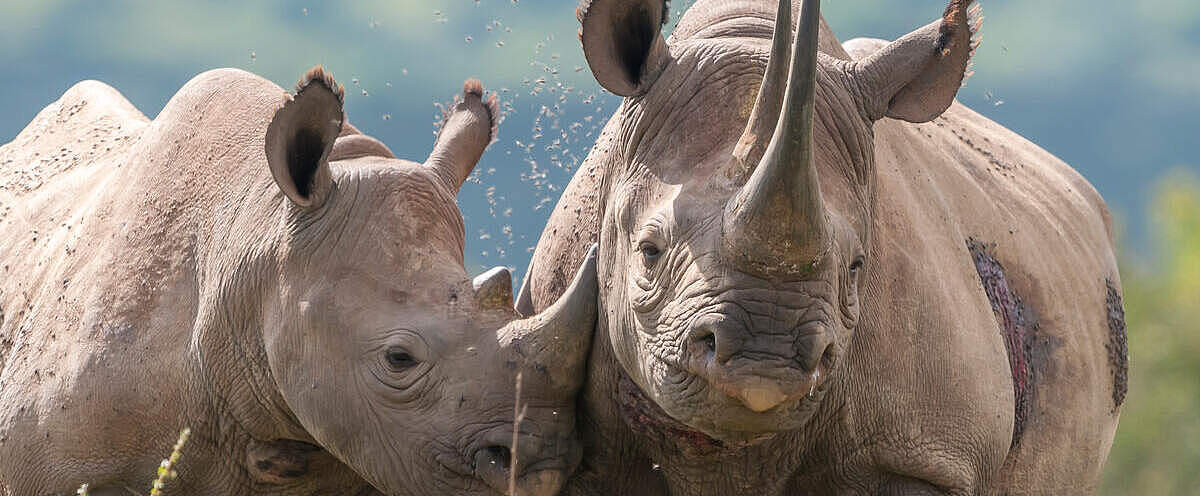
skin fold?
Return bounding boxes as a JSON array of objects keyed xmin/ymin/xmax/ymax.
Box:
[
  {"xmin": 519, "ymin": 0, "xmax": 1122, "ymax": 494},
  {"xmin": 0, "ymin": 67, "xmax": 599, "ymax": 496}
]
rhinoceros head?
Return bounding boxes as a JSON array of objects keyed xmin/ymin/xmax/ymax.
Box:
[
  {"xmin": 576, "ymin": 0, "xmax": 978, "ymax": 442},
  {"xmin": 257, "ymin": 69, "xmax": 595, "ymax": 496}
]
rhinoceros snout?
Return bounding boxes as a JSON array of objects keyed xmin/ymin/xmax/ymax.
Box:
[
  {"xmin": 685, "ymin": 313, "xmax": 833, "ymax": 413},
  {"xmin": 472, "ymin": 430, "xmax": 575, "ymax": 496}
]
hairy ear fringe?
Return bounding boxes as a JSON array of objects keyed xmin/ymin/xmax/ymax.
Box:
[
  {"xmin": 435, "ymin": 79, "xmax": 501, "ymax": 145},
  {"xmin": 295, "ymin": 65, "xmax": 346, "ymax": 104},
  {"xmin": 939, "ymin": 1, "xmax": 985, "ymax": 87},
  {"xmin": 461, "ymin": 79, "xmax": 501, "ymax": 144}
]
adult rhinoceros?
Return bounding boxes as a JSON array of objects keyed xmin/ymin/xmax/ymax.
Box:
[
  {"xmin": 517, "ymin": 0, "xmax": 1125, "ymax": 493},
  {"xmin": 0, "ymin": 67, "xmax": 597, "ymax": 496}
]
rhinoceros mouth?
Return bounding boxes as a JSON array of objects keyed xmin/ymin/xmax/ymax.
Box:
[
  {"xmin": 617, "ymin": 367, "xmax": 796, "ymax": 456},
  {"xmin": 625, "ymin": 335, "xmax": 834, "ymax": 446}
]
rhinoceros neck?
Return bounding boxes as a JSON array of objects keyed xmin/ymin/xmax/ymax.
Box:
[
  {"xmin": 670, "ymin": 0, "xmax": 849, "ymax": 60},
  {"xmin": 143, "ymin": 69, "xmax": 322, "ymax": 440}
]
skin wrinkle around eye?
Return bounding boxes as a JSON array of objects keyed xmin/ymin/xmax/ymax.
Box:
[
  {"xmin": 635, "ymin": 215, "xmax": 669, "ymax": 251},
  {"xmin": 366, "ymin": 356, "xmax": 433, "ymax": 397},
  {"xmin": 629, "ymin": 204, "xmax": 723, "ymax": 310},
  {"xmin": 352, "ymin": 325, "xmax": 445, "ymax": 413}
]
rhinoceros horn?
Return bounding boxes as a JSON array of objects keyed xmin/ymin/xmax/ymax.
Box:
[
  {"xmin": 474, "ymin": 266, "xmax": 515, "ymax": 311},
  {"xmin": 723, "ymin": 0, "xmax": 829, "ymax": 276},
  {"xmin": 732, "ymin": 0, "xmax": 792, "ymax": 166},
  {"xmin": 500, "ymin": 244, "xmax": 598, "ymax": 390}
]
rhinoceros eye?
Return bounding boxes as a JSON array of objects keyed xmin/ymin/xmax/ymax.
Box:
[
  {"xmin": 385, "ymin": 346, "xmax": 419, "ymax": 371},
  {"xmin": 638, "ymin": 241, "xmax": 662, "ymax": 262},
  {"xmin": 849, "ymin": 256, "xmax": 864, "ymax": 275}
]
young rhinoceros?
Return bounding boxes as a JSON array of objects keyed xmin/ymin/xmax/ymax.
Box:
[{"xmin": 0, "ymin": 67, "xmax": 595, "ymax": 496}]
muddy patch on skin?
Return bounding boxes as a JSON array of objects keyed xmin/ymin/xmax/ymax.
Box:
[
  {"xmin": 616, "ymin": 371, "xmax": 724, "ymax": 457},
  {"xmin": 967, "ymin": 238, "xmax": 1051, "ymax": 449},
  {"xmin": 1104, "ymin": 279, "xmax": 1128, "ymax": 411}
]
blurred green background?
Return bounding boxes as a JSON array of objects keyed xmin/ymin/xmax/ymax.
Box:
[{"xmin": 0, "ymin": 0, "xmax": 1196, "ymax": 492}]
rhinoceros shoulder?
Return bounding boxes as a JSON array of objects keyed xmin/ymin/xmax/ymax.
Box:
[{"xmin": 149, "ymin": 68, "xmax": 284, "ymax": 149}]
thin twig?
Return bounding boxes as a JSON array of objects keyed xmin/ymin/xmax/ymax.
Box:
[{"xmin": 509, "ymin": 371, "xmax": 527, "ymax": 495}]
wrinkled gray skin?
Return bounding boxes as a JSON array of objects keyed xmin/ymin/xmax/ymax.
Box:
[
  {"xmin": 0, "ymin": 67, "xmax": 597, "ymax": 496},
  {"xmin": 519, "ymin": 0, "xmax": 1122, "ymax": 494}
]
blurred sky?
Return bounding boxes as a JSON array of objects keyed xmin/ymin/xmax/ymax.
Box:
[{"xmin": 1, "ymin": 0, "xmax": 1196, "ymax": 278}]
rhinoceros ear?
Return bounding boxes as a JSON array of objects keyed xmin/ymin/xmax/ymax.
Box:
[
  {"xmin": 578, "ymin": 0, "xmax": 672, "ymax": 97},
  {"xmin": 473, "ymin": 266, "xmax": 514, "ymax": 311},
  {"xmin": 265, "ymin": 66, "xmax": 344, "ymax": 208},
  {"xmin": 850, "ymin": 0, "xmax": 982, "ymax": 123},
  {"xmin": 425, "ymin": 79, "xmax": 498, "ymax": 192}
]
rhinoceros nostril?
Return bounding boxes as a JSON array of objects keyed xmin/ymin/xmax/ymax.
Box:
[
  {"xmin": 792, "ymin": 325, "xmax": 833, "ymax": 372},
  {"xmin": 697, "ymin": 332, "xmax": 716, "ymax": 354},
  {"xmin": 484, "ymin": 445, "xmax": 511, "ymax": 471},
  {"xmin": 475, "ymin": 443, "xmax": 522, "ymax": 495},
  {"xmin": 687, "ymin": 325, "xmax": 719, "ymax": 366},
  {"xmin": 689, "ymin": 313, "xmax": 742, "ymax": 363},
  {"xmin": 820, "ymin": 342, "xmax": 834, "ymax": 367}
]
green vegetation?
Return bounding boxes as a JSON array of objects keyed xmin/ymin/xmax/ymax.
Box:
[
  {"xmin": 149, "ymin": 428, "xmax": 191, "ymax": 496},
  {"xmin": 1102, "ymin": 170, "xmax": 1200, "ymax": 494},
  {"xmin": 76, "ymin": 427, "xmax": 191, "ymax": 496}
]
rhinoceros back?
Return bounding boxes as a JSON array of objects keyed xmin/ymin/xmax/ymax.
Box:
[
  {"xmin": 0, "ymin": 80, "xmax": 149, "ymax": 198},
  {"xmin": 0, "ymin": 69, "xmax": 293, "ymax": 494},
  {"xmin": 0, "ymin": 79, "xmax": 149, "ymax": 368},
  {"xmin": 0, "ymin": 68, "xmax": 285, "ymax": 362}
]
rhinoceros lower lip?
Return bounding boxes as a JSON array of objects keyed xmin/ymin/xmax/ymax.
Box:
[
  {"xmin": 723, "ymin": 356, "xmax": 829, "ymax": 414},
  {"xmin": 738, "ymin": 384, "xmax": 789, "ymax": 412}
]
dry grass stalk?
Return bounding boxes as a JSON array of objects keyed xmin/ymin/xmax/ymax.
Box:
[{"xmin": 509, "ymin": 371, "xmax": 528, "ymax": 496}]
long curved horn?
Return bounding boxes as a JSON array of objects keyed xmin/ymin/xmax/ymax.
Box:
[
  {"xmin": 499, "ymin": 244, "xmax": 598, "ymax": 391},
  {"xmin": 723, "ymin": 0, "xmax": 828, "ymax": 277},
  {"xmin": 732, "ymin": 0, "xmax": 792, "ymax": 167}
]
